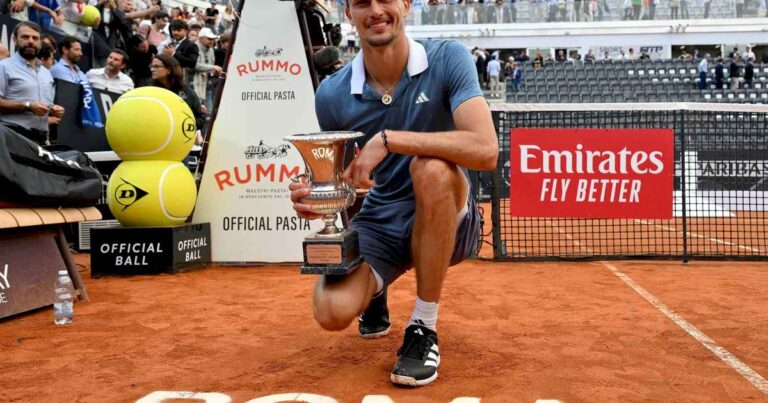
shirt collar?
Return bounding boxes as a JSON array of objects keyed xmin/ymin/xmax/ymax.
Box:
[
  {"xmin": 57, "ymin": 58, "xmax": 81, "ymax": 72},
  {"xmin": 350, "ymin": 35, "xmax": 428, "ymax": 95},
  {"xmin": 12, "ymin": 52, "xmax": 39, "ymax": 70}
]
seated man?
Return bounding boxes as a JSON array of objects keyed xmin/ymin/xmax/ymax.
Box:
[
  {"xmin": 289, "ymin": 0, "xmax": 497, "ymax": 387},
  {"xmin": 0, "ymin": 21, "xmax": 64, "ymax": 145}
]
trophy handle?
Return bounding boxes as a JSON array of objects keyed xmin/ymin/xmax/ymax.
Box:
[
  {"xmin": 290, "ymin": 172, "xmax": 310, "ymax": 184},
  {"xmin": 345, "ymin": 185, "xmax": 356, "ymax": 208}
]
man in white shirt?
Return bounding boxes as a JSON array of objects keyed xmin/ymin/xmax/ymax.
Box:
[
  {"xmin": 486, "ymin": 54, "xmax": 502, "ymax": 98},
  {"xmin": 85, "ymin": 49, "xmax": 134, "ymax": 94},
  {"xmin": 193, "ymin": 27, "xmax": 222, "ymax": 112},
  {"xmin": 698, "ymin": 53, "xmax": 710, "ymax": 90}
]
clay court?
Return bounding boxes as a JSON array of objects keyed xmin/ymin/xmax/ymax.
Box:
[{"xmin": 2, "ymin": 201, "xmax": 767, "ymax": 403}]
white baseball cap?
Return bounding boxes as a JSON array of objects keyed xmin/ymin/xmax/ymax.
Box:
[{"xmin": 199, "ymin": 28, "xmax": 218, "ymax": 39}]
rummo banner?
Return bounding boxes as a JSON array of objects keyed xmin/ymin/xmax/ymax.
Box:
[
  {"xmin": 193, "ymin": 1, "xmax": 321, "ymax": 262},
  {"xmin": 509, "ymin": 129, "xmax": 674, "ymax": 219}
]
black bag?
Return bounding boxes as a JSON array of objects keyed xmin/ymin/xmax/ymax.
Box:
[{"xmin": 0, "ymin": 125, "xmax": 102, "ymax": 207}]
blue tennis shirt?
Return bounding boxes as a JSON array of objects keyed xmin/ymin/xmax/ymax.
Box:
[{"xmin": 315, "ymin": 37, "xmax": 482, "ymax": 209}]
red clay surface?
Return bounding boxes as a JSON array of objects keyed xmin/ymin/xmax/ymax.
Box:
[{"xmin": 1, "ymin": 254, "xmax": 767, "ymax": 402}]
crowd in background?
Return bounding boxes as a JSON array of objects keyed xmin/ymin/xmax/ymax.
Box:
[
  {"xmin": 0, "ymin": 0, "xmax": 236, "ymax": 145},
  {"xmin": 459, "ymin": 44, "xmax": 767, "ymax": 98},
  {"xmin": 328, "ymin": 0, "xmax": 768, "ymax": 25}
]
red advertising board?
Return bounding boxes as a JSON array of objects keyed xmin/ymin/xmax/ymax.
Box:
[{"xmin": 509, "ymin": 128, "xmax": 674, "ymax": 219}]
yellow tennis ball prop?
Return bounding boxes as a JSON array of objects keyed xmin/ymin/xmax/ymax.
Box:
[
  {"xmin": 81, "ymin": 5, "xmax": 100, "ymax": 27},
  {"xmin": 106, "ymin": 87, "xmax": 197, "ymax": 161},
  {"xmin": 107, "ymin": 161, "xmax": 197, "ymax": 227}
]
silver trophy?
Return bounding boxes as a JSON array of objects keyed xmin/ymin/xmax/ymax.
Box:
[{"xmin": 284, "ymin": 131, "xmax": 365, "ymax": 275}]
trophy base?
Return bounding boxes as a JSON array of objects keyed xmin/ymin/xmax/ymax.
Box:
[{"xmin": 301, "ymin": 229, "xmax": 364, "ymax": 276}]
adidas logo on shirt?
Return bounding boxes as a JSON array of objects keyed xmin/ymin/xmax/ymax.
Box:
[{"xmin": 415, "ymin": 92, "xmax": 430, "ymax": 104}]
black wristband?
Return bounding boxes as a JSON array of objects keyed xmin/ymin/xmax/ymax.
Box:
[{"xmin": 381, "ymin": 129, "xmax": 390, "ymax": 153}]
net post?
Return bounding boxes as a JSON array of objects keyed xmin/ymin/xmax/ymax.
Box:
[
  {"xmin": 679, "ymin": 108, "xmax": 689, "ymax": 263},
  {"xmin": 491, "ymin": 111, "xmax": 503, "ymax": 260}
]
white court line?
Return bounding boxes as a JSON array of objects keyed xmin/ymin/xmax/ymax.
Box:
[
  {"xmin": 551, "ymin": 224, "xmax": 768, "ymax": 395},
  {"xmin": 635, "ymin": 219, "xmax": 765, "ymax": 253},
  {"xmin": 601, "ymin": 261, "xmax": 768, "ymax": 395}
]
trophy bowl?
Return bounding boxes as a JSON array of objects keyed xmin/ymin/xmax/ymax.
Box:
[{"xmin": 284, "ymin": 131, "xmax": 364, "ymax": 236}]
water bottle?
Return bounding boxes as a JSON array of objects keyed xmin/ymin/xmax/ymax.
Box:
[{"xmin": 53, "ymin": 270, "xmax": 74, "ymax": 325}]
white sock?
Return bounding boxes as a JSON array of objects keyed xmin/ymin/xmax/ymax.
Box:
[
  {"xmin": 408, "ymin": 297, "xmax": 439, "ymax": 331},
  {"xmin": 370, "ymin": 267, "xmax": 384, "ymax": 295}
]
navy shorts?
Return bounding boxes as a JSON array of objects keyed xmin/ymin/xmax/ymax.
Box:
[{"xmin": 349, "ymin": 194, "xmax": 481, "ymax": 286}]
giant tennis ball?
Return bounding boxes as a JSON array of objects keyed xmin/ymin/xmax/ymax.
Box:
[
  {"xmin": 81, "ymin": 5, "xmax": 100, "ymax": 27},
  {"xmin": 106, "ymin": 87, "xmax": 196, "ymax": 161},
  {"xmin": 107, "ymin": 161, "xmax": 197, "ymax": 227}
]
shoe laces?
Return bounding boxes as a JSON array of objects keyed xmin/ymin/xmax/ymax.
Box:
[{"xmin": 399, "ymin": 328, "xmax": 432, "ymax": 360}]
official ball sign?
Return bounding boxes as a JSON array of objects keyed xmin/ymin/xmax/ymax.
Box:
[{"xmin": 509, "ymin": 128, "xmax": 673, "ymax": 219}]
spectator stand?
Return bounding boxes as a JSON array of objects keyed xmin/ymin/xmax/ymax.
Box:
[{"xmin": 507, "ymin": 59, "xmax": 768, "ymax": 104}]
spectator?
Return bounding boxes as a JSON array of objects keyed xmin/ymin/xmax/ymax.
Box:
[
  {"xmin": 86, "ymin": 49, "xmax": 134, "ymax": 93},
  {"xmin": 729, "ymin": 56, "xmax": 741, "ymax": 89},
  {"xmin": 509, "ymin": 62, "xmax": 523, "ymax": 91},
  {"xmin": 487, "ymin": 55, "xmax": 502, "ymax": 98},
  {"xmin": 151, "ymin": 54, "xmax": 204, "ymax": 132},
  {"xmin": 214, "ymin": 31, "xmax": 230, "ymax": 68},
  {"xmin": 25, "ymin": 0, "xmax": 64, "ymax": 29},
  {"xmin": 503, "ymin": 56, "xmax": 515, "ymax": 78},
  {"xmin": 714, "ymin": 58, "xmax": 724, "ymax": 89},
  {"xmin": 38, "ymin": 42, "xmax": 54, "ymax": 68},
  {"xmin": 680, "ymin": 0, "xmax": 689, "ymax": 18},
  {"xmin": 346, "ymin": 29, "xmax": 357, "ymax": 55},
  {"xmin": 204, "ymin": 6, "xmax": 218, "ymax": 31},
  {"xmin": 193, "ymin": 27, "xmax": 222, "ymax": 112},
  {"xmin": 126, "ymin": 34, "xmax": 156, "ymax": 87},
  {"xmin": 628, "ymin": 48, "xmax": 636, "ymax": 60},
  {"xmin": 163, "ymin": 19, "xmax": 198, "ymax": 84},
  {"xmin": 743, "ymin": 57, "xmax": 754, "ymax": 87},
  {"xmin": 698, "ymin": 53, "xmax": 709, "ymax": 90},
  {"xmin": 743, "ymin": 46, "xmax": 755, "ymax": 61},
  {"xmin": 9, "ymin": 0, "xmax": 62, "ymax": 26},
  {"xmin": 473, "ymin": 48, "xmax": 486, "ymax": 88},
  {"xmin": 703, "ymin": 0, "xmax": 712, "ymax": 17},
  {"xmin": 736, "ymin": 0, "xmax": 744, "ymax": 17},
  {"xmin": 533, "ymin": 52, "xmax": 543, "ymax": 68},
  {"xmin": 42, "ymin": 33, "xmax": 56, "ymax": 52},
  {"xmin": 187, "ymin": 28, "xmax": 199, "ymax": 43},
  {"xmin": 555, "ymin": 49, "xmax": 566, "ymax": 62},
  {"xmin": 603, "ymin": 50, "xmax": 611, "ymax": 61},
  {"xmin": 584, "ymin": 49, "xmax": 596, "ymax": 62},
  {"xmin": 137, "ymin": 10, "xmax": 169, "ymax": 47},
  {"xmin": 669, "ymin": 0, "xmax": 679, "ymax": 19},
  {"xmin": 621, "ymin": 0, "xmax": 632, "ymax": 19},
  {"xmin": 218, "ymin": 4, "xmax": 234, "ymax": 33},
  {"xmin": 101, "ymin": 0, "xmax": 159, "ymax": 54},
  {"xmin": 50, "ymin": 36, "xmax": 89, "ymax": 85},
  {"xmin": 0, "ymin": 22, "xmax": 64, "ymax": 144}
]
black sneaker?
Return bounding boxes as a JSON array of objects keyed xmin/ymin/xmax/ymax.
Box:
[
  {"xmin": 358, "ymin": 288, "xmax": 390, "ymax": 339},
  {"xmin": 390, "ymin": 324, "xmax": 440, "ymax": 386}
]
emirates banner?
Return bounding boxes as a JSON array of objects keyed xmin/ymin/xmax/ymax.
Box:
[
  {"xmin": 509, "ymin": 129, "xmax": 674, "ymax": 219},
  {"xmin": 193, "ymin": 0, "xmax": 322, "ymax": 262}
]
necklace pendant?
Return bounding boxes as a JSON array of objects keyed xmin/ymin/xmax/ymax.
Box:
[{"xmin": 381, "ymin": 94, "xmax": 393, "ymax": 105}]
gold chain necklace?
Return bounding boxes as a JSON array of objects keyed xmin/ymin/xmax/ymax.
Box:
[{"xmin": 367, "ymin": 70, "xmax": 398, "ymax": 105}]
